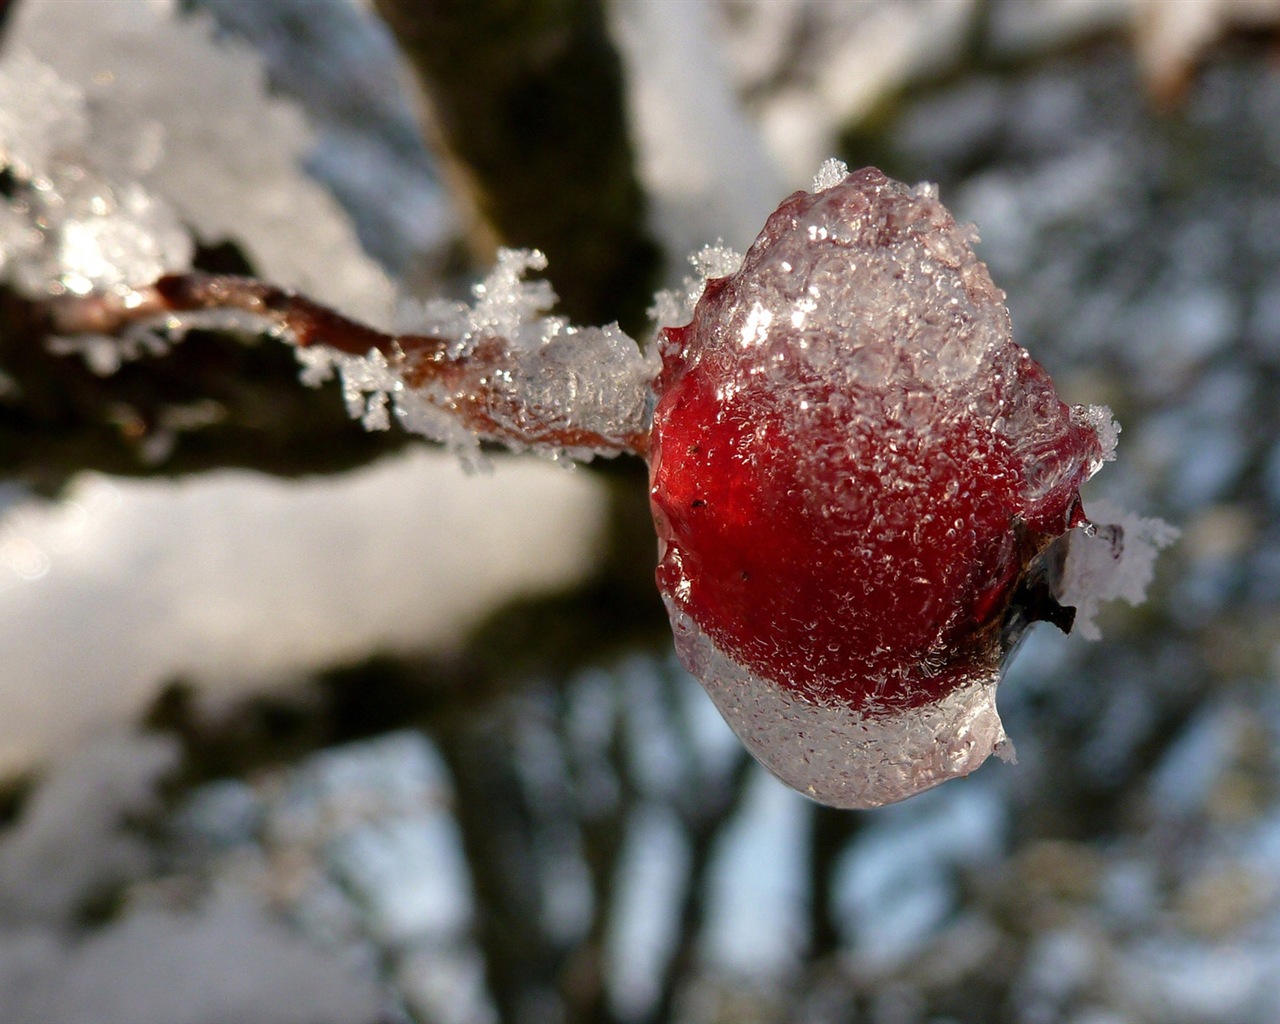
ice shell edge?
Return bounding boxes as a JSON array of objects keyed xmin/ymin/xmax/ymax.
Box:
[{"xmin": 665, "ymin": 600, "xmax": 1009, "ymax": 809}]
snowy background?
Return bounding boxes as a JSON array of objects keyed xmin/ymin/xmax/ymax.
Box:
[{"xmin": 2, "ymin": 0, "xmax": 1280, "ymax": 1022}]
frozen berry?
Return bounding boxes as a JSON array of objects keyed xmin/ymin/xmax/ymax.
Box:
[
  {"xmin": 648, "ymin": 167, "xmax": 1113, "ymax": 808},
  {"xmin": 47, "ymin": 160, "xmax": 1121, "ymax": 810}
]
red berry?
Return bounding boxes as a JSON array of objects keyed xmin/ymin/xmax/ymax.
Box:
[{"xmin": 648, "ymin": 168, "xmax": 1110, "ymax": 808}]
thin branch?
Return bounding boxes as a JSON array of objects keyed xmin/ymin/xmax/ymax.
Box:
[
  {"xmin": 46, "ymin": 273, "xmax": 435, "ymax": 357},
  {"xmin": 47, "ymin": 273, "xmax": 650, "ymax": 458}
]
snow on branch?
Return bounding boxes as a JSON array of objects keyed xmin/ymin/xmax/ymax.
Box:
[{"xmin": 46, "ymin": 254, "xmax": 657, "ymax": 464}]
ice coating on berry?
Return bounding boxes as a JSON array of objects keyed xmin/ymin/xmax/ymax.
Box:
[{"xmin": 649, "ymin": 167, "xmax": 1112, "ymax": 808}]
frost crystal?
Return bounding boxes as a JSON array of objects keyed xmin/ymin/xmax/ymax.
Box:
[
  {"xmin": 650, "ymin": 165, "xmax": 1124, "ymax": 808},
  {"xmin": 650, "ymin": 243, "xmax": 745, "ymax": 331},
  {"xmin": 811, "ymin": 157, "xmax": 850, "ymax": 193},
  {"xmin": 1060, "ymin": 500, "xmax": 1179, "ymax": 641},
  {"xmin": 321, "ymin": 250, "xmax": 658, "ymax": 465}
]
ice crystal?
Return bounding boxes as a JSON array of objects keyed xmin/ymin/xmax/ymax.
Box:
[
  {"xmin": 1060, "ymin": 500, "xmax": 1180, "ymax": 640},
  {"xmin": 811, "ymin": 156, "xmax": 850, "ymax": 192},
  {"xmin": 650, "ymin": 243, "xmax": 745, "ymax": 331},
  {"xmin": 310, "ymin": 249, "xmax": 658, "ymax": 465}
]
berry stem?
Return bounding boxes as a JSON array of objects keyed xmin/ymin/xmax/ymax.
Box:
[
  {"xmin": 47, "ymin": 272, "xmax": 649, "ymax": 457},
  {"xmin": 48, "ymin": 273, "xmax": 435, "ymax": 357}
]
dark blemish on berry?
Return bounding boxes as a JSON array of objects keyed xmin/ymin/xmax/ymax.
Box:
[
  {"xmin": 691, "ymin": 499, "xmax": 706, "ymax": 508},
  {"xmin": 1002, "ymin": 532, "xmax": 1076, "ymax": 643}
]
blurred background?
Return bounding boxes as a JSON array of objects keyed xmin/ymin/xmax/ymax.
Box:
[{"xmin": 1, "ymin": 1, "xmax": 1279, "ymax": 1021}]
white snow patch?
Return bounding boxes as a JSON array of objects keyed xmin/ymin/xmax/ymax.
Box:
[
  {"xmin": 0, "ymin": 888, "xmax": 382, "ymax": 1024},
  {"xmin": 609, "ymin": 0, "xmax": 783, "ymax": 261},
  {"xmin": 0, "ymin": 734, "xmax": 178, "ymax": 925},
  {"xmin": 720, "ymin": 1, "xmax": 972, "ymax": 181},
  {"xmin": 0, "ymin": 448, "xmax": 607, "ymax": 773},
  {"xmin": 1, "ymin": 733, "xmax": 380, "ymax": 1023},
  {"xmin": 4, "ymin": 0, "xmax": 394, "ymax": 324},
  {"xmin": 0, "ymin": 48, "xmax": 87, "ymax": 178}
]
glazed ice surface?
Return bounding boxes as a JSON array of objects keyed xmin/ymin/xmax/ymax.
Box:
[{"xmin": 649, "ymin": 166, "xmax": 1113, "ymax": 808}]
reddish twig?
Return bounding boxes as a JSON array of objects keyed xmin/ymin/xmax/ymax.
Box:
[
  {"xmin": 47, "ymin": 273, "xmax": 650, "ymax": 458},
  {"xmin": 48, "ymin": 273, "xmax": 430, "ymax": 357}
]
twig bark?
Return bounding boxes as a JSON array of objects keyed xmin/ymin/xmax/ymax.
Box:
[
  {"xmin": 47, "ymin": 273, "xmax": 650, "ymax": 457},
  {"xmin": 0, "ymin": 285, "xmax": 414, "ymax": 492}
]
